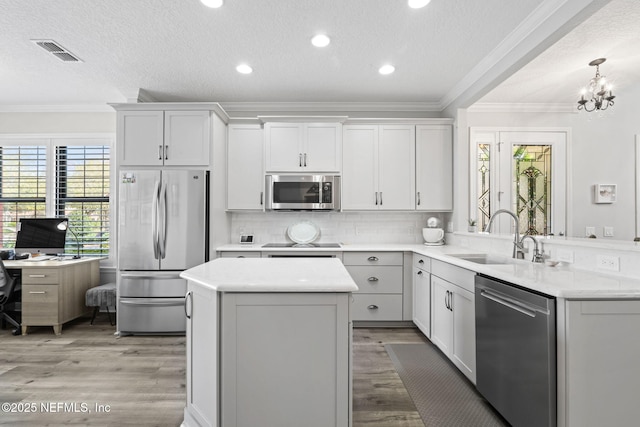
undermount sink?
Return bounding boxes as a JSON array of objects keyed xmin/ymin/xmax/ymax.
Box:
[{"xmin": 447, "ymin": 253, "xmax": 515, "ymax": 265}]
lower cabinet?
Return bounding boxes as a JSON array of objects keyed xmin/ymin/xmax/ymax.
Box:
[
  {"xmin": 430, "ymin": 260, "xmax": 476, "ymax": 383},
  {"xmin": 344, "ymin": 251, "xmax": 404, "ymax": 321},
  {"xmin": 412, "ymin": 254, "xmax": 431, "ymax": 338},
  {"xmin": 220, "ymin": 292, "xmax": 351, "ymax": 427}
]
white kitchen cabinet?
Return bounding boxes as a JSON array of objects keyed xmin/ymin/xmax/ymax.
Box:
[
  {"xmin": 412, "ymin": 254, "xmax": 431, "ymax": 338},
  {"xmin": 344, "ymin": 251, "xmax": 404, "ymax": 321},
  {"xmin": 560, "ymin": 299, "xmax": 640, "ymax": 427},
  {"xmin": 430, "ymin": 260, "xmax": 476, "ymax": 383},
  {"xmin": 184, "ymin": 281, "xmax": 218, "ymax": 427},
  {"xmin": 342, "ymin": 124, "xmax": 415, "ymax": 210},
  {"xmin": 227, "ymin": 124, "xmax": 265, "ymax": 210},
  {"xmin": 118, "ymin": 110, "xmax": 210, "ymax": 167},
  {"xmin": 264, "ymin": 122, "xmax": 342, "ymax": 172},
  {"xmin": 416, "ymin": 125, "xmax": 453, "ymax": 211},
  {"xmin": 220, "ymin": 292, "xmax": 351, "ymax": 427}
]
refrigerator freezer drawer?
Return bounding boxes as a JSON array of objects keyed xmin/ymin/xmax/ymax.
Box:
[
  {"xmin": 119, "ymin": 272, "xmax": 187, "ymax": 297},
  {"xmin": 118, "ymin": 297, "xmax": 186, "ymax": 333}
]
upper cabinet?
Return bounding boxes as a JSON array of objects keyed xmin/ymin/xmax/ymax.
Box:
[
  {"xmin": 416, "ymin": 125, "xmax": 453, "ymax": 211},
  {"xmin": 227, "ymin": 124, "xmax": 264, "ymax": 210},
  {"xmin": 264, "ymin": 122, "xmax": 342, "ymax": 172},
  {"xmin": 342, "ymin": 124, "xmax": 415, "ymax": 210},
  {"xmin": 117, "ymin": 110, "xmax": 210, "ymax": 167}
]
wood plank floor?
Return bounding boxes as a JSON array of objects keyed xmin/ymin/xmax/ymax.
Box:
[{"xmin": 1, "ymin": 317, "xmax": 429, "ymax": 426}]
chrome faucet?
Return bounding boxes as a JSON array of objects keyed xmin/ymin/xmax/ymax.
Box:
[
  {"xmin": 484, "ymin": 209, "xmax": 525, "ymax": 259},
  {"xmin": 520, "ymin": 235, "xmax": 545, "ymax": 263}
]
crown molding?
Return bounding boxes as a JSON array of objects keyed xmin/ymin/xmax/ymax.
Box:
[
  {"xmin": 219, "ymin": 101, "xmax": 441, "ymax": 114},
  {"xmin": 468, "ymin": 103, "xmax": 578, "ymax": 114},
  {"xmin": 0, "ymin": 104, "xmax": 114, "ymax": 113}
]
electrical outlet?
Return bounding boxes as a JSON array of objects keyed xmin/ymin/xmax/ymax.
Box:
[
  {"xmin": 585, "ymin": 226, "xmax": 596, "ymax": 237},
  {"xmin": 556, "ymin": 249, "xmax": 574, "ymax": 263},
  {"xmin": 604, "ymin": 226, "xmax": 614, "ymax": 237},
  {"xmin": 596, "ymin": 255, "xmax": 620, "ymax": 271}
]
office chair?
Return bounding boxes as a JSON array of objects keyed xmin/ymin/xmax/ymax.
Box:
[{"xmin": 0, "ymin": 259, "xmax": 21, "ymax": 335}]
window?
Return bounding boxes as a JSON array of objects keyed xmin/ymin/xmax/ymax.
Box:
[
  {"xmin": 470, "ymin": 129, "xmax": 567, "ymax": 236},
  {"xmin": 0, "ymin": 137, "xmax": 112, "ymax": 258}
]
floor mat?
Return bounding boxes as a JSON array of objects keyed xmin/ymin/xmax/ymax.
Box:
[{"xmin": 385, "ymin": 343, "xmax": 508, "ymax": 427}]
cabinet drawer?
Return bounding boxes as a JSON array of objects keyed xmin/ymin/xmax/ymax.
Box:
[
  {"xmin": 343, "ymin": 252, "xmax": 403, "ymax": 266},
  {"xmin": 218, "ymin": 251, "xmax": 262, "ymax": 258},
  {"xmin": 22, "ymin": 269, "xmax": 59, "ymax": 285},
  {"xmin": 413, "ymin": 254, "xmax": 431, "ymax": 272},
  {"xmin": 431, "ymin": 259, "xmax": 475, "ymax": 293},
  {"xmin": 352, "ymin": 294, "xmax": 403, "ymax": 321},
  {"xmin": 346, "ymin": 266, "xmax": 402, "ymax": 293},
  {"xmin": 22, "ymin": 284, "xmax": 59, "ymax": 323}
]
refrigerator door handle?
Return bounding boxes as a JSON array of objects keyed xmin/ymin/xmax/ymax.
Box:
[
  {"xmin": 159, "ymin": 180, "xmax": 168, "ymax": 259},
  {"xmin": 151, "ymin": 180, "xmax": 161, "ymax": 260}
]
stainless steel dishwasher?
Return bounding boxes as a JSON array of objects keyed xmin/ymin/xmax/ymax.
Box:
[{"xmin": 475, "ymin": 274, "xmax": 556, "ymax": 427}]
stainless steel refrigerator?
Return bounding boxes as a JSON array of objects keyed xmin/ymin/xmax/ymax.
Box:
[{"xmin": 117, "ymin": 169, "xmax": 209, "ymax": 335}]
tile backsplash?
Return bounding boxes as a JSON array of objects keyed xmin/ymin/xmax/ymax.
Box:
[{"xmin": 230, "ymin": 212, "xmax": 449, "ymax": 245}]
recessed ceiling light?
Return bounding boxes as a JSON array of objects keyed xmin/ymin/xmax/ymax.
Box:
[
  {"xmin": 408, "ymin": 0, "xmax": 431, "ymax": 8},
  {"xmin": 201, "ymin": 0, "xmax": 223, "ymax": 8},
  {"xmin": 236, "ymin": 64, "xmax": 253, "ymax": 74},
  {"xmin": 379, "ymin": 64, "xmax": 395, "ymax": 75},
  {"xmin": 311, "ymin": 34, "xmax": 331, "ymax": 48}
]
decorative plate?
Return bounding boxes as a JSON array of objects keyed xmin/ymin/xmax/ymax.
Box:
[{"xmin": 287, "ymin": 221, "xmax": 320, "ymax": 244}]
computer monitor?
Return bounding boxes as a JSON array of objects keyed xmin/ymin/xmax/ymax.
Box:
[{"xmin": 14, "ymin": 218, "xmax": 68, "ymax": 255}]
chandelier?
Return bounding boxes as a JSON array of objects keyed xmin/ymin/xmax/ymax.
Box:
[{"xmin": 577, "ymin": 58, "xmax": 615, "ymax": 112}]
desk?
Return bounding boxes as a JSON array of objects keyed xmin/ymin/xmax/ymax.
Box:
[{"xmin": 5, "ymin": 257, "xmax": 102, "ymax": 335}]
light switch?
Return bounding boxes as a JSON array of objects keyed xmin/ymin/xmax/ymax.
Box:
[
  {"xmin": 604, "ymin": 226, "xmax": 614, "ymax": 237},
  {"xmin": 585, "ymin": 226, "xmax": 596, "ymax": 237}
]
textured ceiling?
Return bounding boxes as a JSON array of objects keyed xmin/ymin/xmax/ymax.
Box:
[
  {"xmin": 0, "ymin": 0, "xmax": 629, "ymax": 111},
  {"xmin": 478, "ymin": 0, "xmax": 640, "ymax": 106}
]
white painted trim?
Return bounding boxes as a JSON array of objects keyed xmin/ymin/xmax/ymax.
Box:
[
  {"xmin": 0, "ymin": 104, "xmax": 114, "ymax": 113},
  {"xmin": 636, "ymin": 135, "xmax": 640, "ymax": 238},
  {"xmin": 219, "ymin": 101, "xmax": 441, "ymax": 113},
  {"xmin": 468, "ymin": 103, "xmax": 578, "ymax": 114},
  {"xmin": 0, "ymin": 132, "xmax": 115, "ymax": 140}
]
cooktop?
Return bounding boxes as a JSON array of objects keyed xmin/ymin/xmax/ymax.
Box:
[{"xmin": 262, "ymin": 243, "xmax": 341, "ymax": 248}]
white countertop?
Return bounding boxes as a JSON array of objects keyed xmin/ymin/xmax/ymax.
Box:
[
  {"xmin": 217, "ymin": 243, "xmax": 640, "ymax": 299},
  {"xmin": 180, "ymin": 257, "xmax": 358, "ymax": 292}
]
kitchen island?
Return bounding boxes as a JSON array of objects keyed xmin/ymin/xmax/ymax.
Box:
[{"xmin": 180, "ymin": 257, "xmax": 358, "ymax": 427}]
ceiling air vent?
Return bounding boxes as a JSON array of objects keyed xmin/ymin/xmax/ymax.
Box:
[{"xmin": 31, "ymin": 39, "xmax": 82, "ymax": 62}]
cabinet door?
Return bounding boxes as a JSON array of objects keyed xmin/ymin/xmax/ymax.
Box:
[
  {"xmin": 185, "ymin": 282, "xmax": 218, "ymax": 427},
  {"xmin": 451, "ymin": 286, "xmax": 476, "ymax": 383},
  {"xmin": 416, "ymin": 125, "xmax": 452, "ymax": 211},
  {"xmin": 378, "ymin": 125, "xmax": 415, "ymax": 210},
  {"xmin": 227, "ymin": 125, "xmax": 265, "ymax": 210},
  {"xmin": 304, "ymin": 123, "xmax": 342, "ymax": 172},
  {"xmin": 117, "ymin": 110, "xmax": 164, "ymax": 166},
  {"xmin": 264, "ymin": 123, "xmax": 303, "ymax": 172},
  {"xmin": 430, "ymin": 275, "xmax": 452, "ymax": 356},
  {"xmin": 164, "ymin": 111, "xmax": 210, "ymax": 166},
  {"xmin": 342, "ymin": 125, "xmax": 378, "ymax": 210},
  {"xmin": 413, "ymin": 267, "xmax": 431, "ymax": 338}
]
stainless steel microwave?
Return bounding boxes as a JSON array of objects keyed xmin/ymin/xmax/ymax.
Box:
[{"xmin": 265, "ymin": 175, "xmax": 340, "ymax": 211}]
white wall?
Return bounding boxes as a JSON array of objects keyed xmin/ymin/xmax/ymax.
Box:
[
  {"xmin": 462, "ymin": 82, "xmax": 640, "ymax": 241},
  {"xmin": 0, "ymin": 112, "xmax": 115, "ymax": 133}
]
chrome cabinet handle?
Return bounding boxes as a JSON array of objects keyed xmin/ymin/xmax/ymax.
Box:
[
  {"xmin": 367, "ymin": 256, "xmax": 379, "ymax": 262},
  {"xmin": 417, "ymin": 191, "xmax": 421, "ymax": 205},
  {"xmin": 184, "ymin": 291, "xmax": 192, "ymax": 319},
  {"xmin": 380, "ymin": 192, "xmax": 383, "ymax": 205},
  {"xmin": 418, "ymin": 259, "xmax": 424, "ymax": 264},
  {"xmin": 304, "ymin": 153, "xmax": 307, "ymax": 167},
  {"xmin": 367, "ymin": 305, "xmax": 379, "ymax": 310},
  {"xmin": 260, "ymin": 191, "xmax": 263, "ymax": 205},
  {"xmin": 367, "ymin": 277, "xmax": 379, "ymax": 282},
  {"xmin": 158, "ymin": 145, "xmax": 163, "ymax": 160},
  {"xmin": 375, "ymin": 192, "xmax": 378, "ymax": 205},
  {"xmin": 28, "ymin": 274, "xmax": 47, "ymax": 278},
  {"xmin": 417, "ymin": 271, "xmax": 423, "ymax": 276},
  {"xmin": 299, "ymin": 153, "xmax": 302, "ymax": 167},
  {"xmin": 164, "ymin": 145, "xmax": 169, "ymax": 160},
  {"xmin": 29, "ymin": 291, "xmax": 46, "ymax": 294}
]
